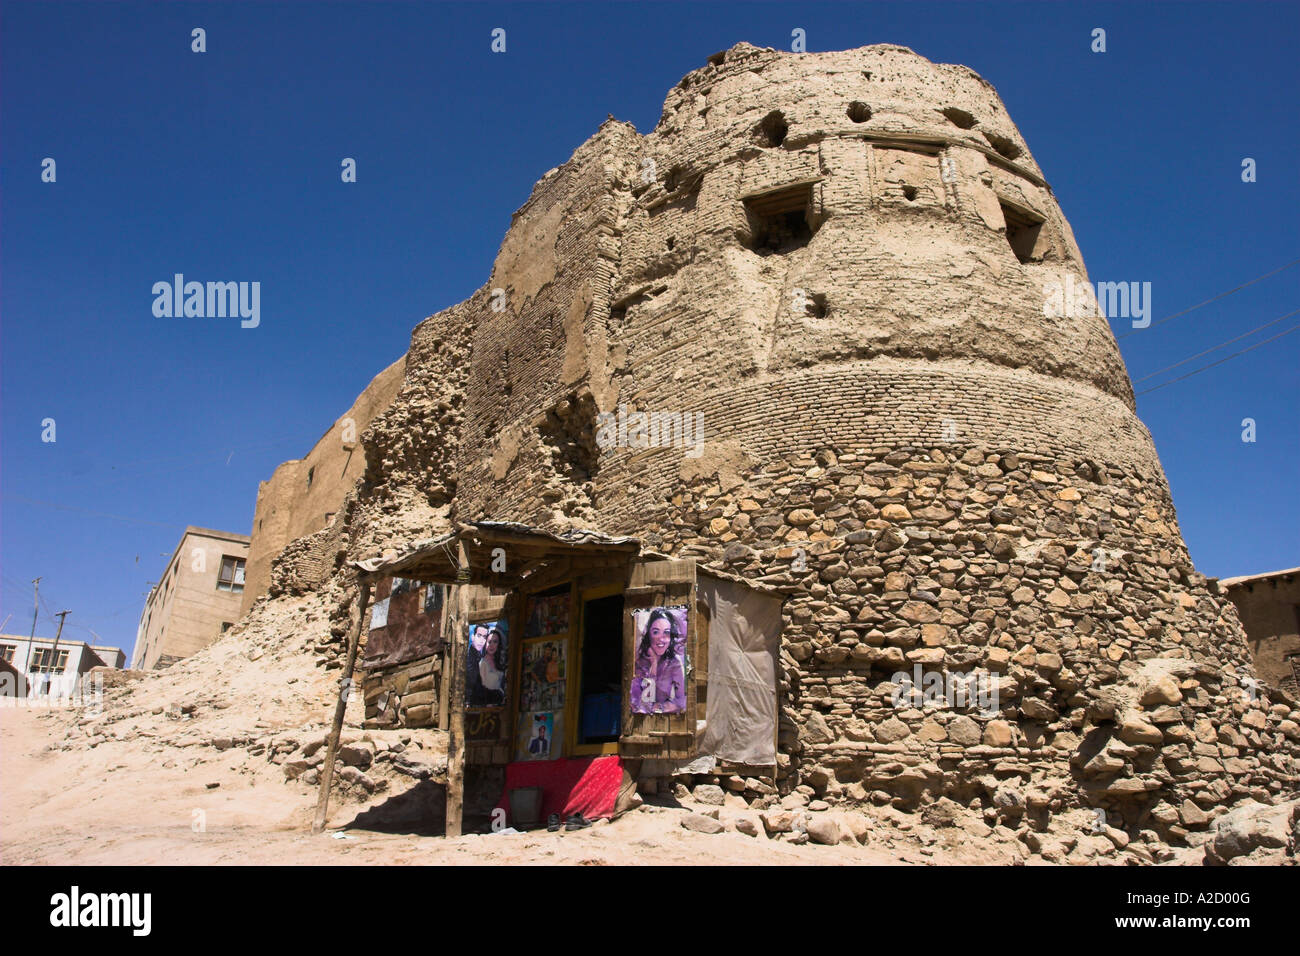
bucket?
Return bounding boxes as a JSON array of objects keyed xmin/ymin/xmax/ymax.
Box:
[{"xmin": 508, "ymin": 786, "xmax": 544, "ymax": 829}]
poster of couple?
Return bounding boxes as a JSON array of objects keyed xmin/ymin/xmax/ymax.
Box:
[
  {"xmin": 465, "ymin": 619, "xmax": 508, "ymax": 708},
  {"xmin": 630, "ymin": 606, "xmax": 688, "ymax": 715}
]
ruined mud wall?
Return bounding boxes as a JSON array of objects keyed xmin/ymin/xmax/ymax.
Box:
[
  {"xmin": 259, "ymin": 42, "xmax": 1297, "ymax": 844},
  {"xmin": 1225, "ymin": 574, "xmax": 1300, "ymax": 694},
  {"xmin": 243, "ymin": 356, "xmax": 407, "ymax": 613}
]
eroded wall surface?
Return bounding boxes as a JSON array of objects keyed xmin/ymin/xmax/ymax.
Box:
[
  {"xmin": 242, "ymin": 356, "xmax": 407, "ymax": 614},
  {"xmin": 263, "ymin": 43, "xmax": 1298, "ymax": 840}
]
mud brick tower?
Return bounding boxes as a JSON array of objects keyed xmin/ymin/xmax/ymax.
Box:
[{"xmin": 271, "ymin": 43, "xmax": 1298, "ymax": 842}]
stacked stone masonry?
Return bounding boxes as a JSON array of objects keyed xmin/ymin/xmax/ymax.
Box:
[{"xmin": 260, "ymin": 42, "xmax": 1298, "ymax": 845}]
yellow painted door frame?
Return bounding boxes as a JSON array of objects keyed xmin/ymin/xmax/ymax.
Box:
[{"xmin": 569, "ymin": 581, "xmax": 625, "ymax": 757}]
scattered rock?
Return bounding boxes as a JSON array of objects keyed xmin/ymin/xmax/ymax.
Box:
[
  {"xmin": 760, "ymin": 809, "xmax": 795, "ymax": 834},
  {"xmin": 680, "ymin": 813, "xmax": 725, "ymax": 834}
]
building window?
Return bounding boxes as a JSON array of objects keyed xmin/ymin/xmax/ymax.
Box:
[
  {"xmin": 0, "ymin": 644, "xmax": 16, "ymax": 663},
  {"xmin": 29, "ymin": 648, "xmax": 69, "ymax": 673},
  {"xmin": 307, "ymin": 466, "xmax": 315, "ymax": 487},
  {"xmin": 217, "ymin": 556, "xmax": 246, "ymax": 593}
]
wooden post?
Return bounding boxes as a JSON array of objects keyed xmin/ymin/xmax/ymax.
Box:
[
  {"xmin": 313, "ymin": 579, "xmax": 371, "ymax": 835},
  {"xmin": 437, "ymin": 585, "xmax": 452, "ymax": 732},
  {"xmin": 445, "ymin": 542, "xmax": 471, "ymax": 838}
]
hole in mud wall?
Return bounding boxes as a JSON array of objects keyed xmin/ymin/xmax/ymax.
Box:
[
  {"xmin": 808, "ymin": 293, "xmax": 829, "ymax": 318},
  {"xmin": 501, "ymin": 348, "xmax": 512, "ymax": 395},
  {"xmin": 756, "ymin": 110, "xmax": 788, "ymax": 147},
  {"xmin": 743, "ymin": 183, "xmax": 817, "ymax": 254},
  {"xmin": 707, "ymin": 50, "xmax": 726, "ymax": 67},
  {"xmin": 607, "ymin": 304, "xmax": 627, "ymax": 336},
  {"xmin": 538, "ymin": 393, "xmax": 601, "ymax": 486},
  {"xmin": 666, "ymin": 237, "xmax": 676, "ymax": 251},
  {"xmin": 846, "ymin": 101, "xmax": 872, "ymax": 123},
  {"xmin": 983, "ymin": 130, "xmax": 1022, "ymax": 161},
  {"xmin": 902, "ymin": 185, "xmax": 918, "ymax": 202},
  {"xmin": 941, "ymin": 106, "xmax": 977, "ymax": 129},
  {"xmin": 999, "ymin": 201, "xmax": 1044, "ymax": 264}
]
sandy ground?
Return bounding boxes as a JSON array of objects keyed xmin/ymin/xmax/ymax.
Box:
[
  {"xmin": 4, "ymin": 702, "xmax": 1029, "ymax": 865},
  {"xmin": 0, "ymin": 591, "xmax": 1024, "ymax": 866}
]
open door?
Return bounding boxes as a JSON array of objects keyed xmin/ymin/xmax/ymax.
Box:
[{"xmin": 572, "ymin": 584, "xmax": 624, "ymax": 755}]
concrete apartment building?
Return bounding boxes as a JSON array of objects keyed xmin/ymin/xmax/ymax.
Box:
[
  {"xmin": 133, "ymin": 526, "xmax": 251, "ymax": 669},
  {"xmin": 0, "ymin": 635, "xmax": 125, "ymax": 698}
]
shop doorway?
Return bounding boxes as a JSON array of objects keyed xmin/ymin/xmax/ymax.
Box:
[{"xmin": 575, "ymin": 590, "xmax": 624, "ymax": 752}]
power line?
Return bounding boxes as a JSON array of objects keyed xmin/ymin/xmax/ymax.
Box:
[
  {"xmin": 80, "ymin": 432, "xmax": 311, "ymax": 493},
  {"xmin": 3, "ymin": 494, "xmax": 179, "ymax": 528},
  {"xmin": 1132, "ymin": 306, "xmax": 1300, "ymax": 384},
  {"xmin": 1136, "ymin": 322, "xmax": 1300, "ymax": 395},
  {"xmin": 1116, "ymin": 257, "xmax": 1300, "ymax": 340}
]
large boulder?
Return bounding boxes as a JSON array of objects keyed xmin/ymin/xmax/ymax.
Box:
[
  {"xmin": 680, "ymin": 813, "xmax": 724, "ymax": 834},
  {"xmin": 806, "ymin": 812, "xmax": 856, "ymax": 846},
  {"xmin": 1204, "ymin": 800, "xmax": 1297, "ymax": 865}
]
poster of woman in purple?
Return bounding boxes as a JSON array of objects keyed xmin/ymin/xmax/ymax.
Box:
[{"xmin": 630, "ymin": 606, "xmax": 687, "ymax": 715}]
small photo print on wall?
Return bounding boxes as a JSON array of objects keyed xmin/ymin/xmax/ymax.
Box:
[
  {"xmin": 520, "ymin": 639, "xmax": 566, "ymax": 712},
  {"xmin": 630, "ymin": 606, "xmax": 688, "ymax": 715},
  {"xmin": 524, "ymin": 589, "xmax": 569, "ymax": 638},
  {"xmin": 466, "ymin": 619, "xmax": 508, "ymax": 708},
  {"xmin": 517, "ymin": 711, "xmax": 557, "ymax": 761}
]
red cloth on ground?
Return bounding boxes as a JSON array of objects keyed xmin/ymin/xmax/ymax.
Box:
[{"xmin": 496, "ymin": 755, "xmax": 624, "ymax": 824}]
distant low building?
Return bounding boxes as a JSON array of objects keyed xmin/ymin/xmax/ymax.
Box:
[
  {"xmin": 0, "ymin": 635, "xmax": 124, "ymax": 698},
  {"xmin": 1221, "ymin": 567, "xmax": 1300, "ymax": 695},
  {"xmin": 133, "ymin": 526, "xmax": 250, "ymax": 669}
]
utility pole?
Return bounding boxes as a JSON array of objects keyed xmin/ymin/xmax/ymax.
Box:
[
  {"xmin": 46, "ymin": 610, "xmax": 69, "ymax": 697},
  {"xmin": 30, "ymin": 577, "xmax": 41, "ymax": 640}
]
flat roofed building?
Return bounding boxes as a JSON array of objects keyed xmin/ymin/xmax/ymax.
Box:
[
  {"xmin": 0, "ymin": 635, "xmax": 124, "ymax": 698},
  {"xmin": 133, "ymin": 526, "xmax": 250, "ymax": 670}
]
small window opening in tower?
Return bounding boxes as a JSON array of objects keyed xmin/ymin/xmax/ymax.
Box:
[
  {"xmin": 847, "ymin": 101, "xmax": 872, "ymax": 123},
  {"xmin": 902, "ymin": 185, "xmax": 918, "ymax": 202},
  {"xmin": 756, "ymin": 110, "xmax": 788, "ymax": 147},
  {"xmin": 999, "ymin": 201, "xmax": 1044, "ymax": 264},
  {"xmin": 941, "ymin": 106, "xmax": 977, "ymax": 129},
  {"xmin": 743, "ymin": 183, "xmax": 817, "ymax": 254},
  {"xmin": 983, "ymin": 130, "xmax": 1022, "ymax": 161}
]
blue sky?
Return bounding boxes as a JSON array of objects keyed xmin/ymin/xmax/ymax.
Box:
[{"xmin": 3, "ymin": 1, "xmax": 1297, "ymax": 657}]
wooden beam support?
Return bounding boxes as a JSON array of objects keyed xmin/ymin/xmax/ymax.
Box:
[
  {"xmin": 313, "ymin": 580, "xmax": 371, "ymax": 835},
  {"xmin": 445, "ymin": 542, "xmax": 471, "ymax": 838}
]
